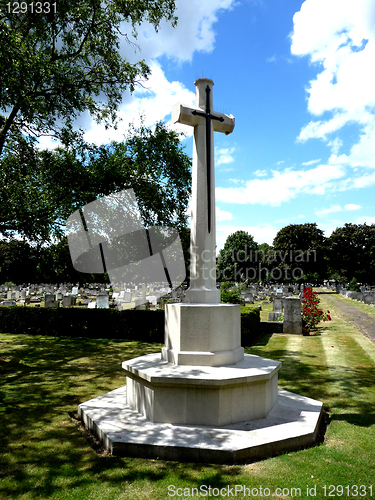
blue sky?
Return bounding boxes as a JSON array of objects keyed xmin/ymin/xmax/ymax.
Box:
[{"xmin": 47, "ymin": 0, "xmax": 375, "ymax": 250}]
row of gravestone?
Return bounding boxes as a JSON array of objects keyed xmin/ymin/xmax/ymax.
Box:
[
  {"xmin": 337, "ymin": 287, "xmax": 375, "ymax": 305},
  {"xmin": 240, "ymin": 284, "xmax": 302, "ymax": 305}
]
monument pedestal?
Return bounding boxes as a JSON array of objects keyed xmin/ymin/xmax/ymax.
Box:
[
  {"xmin": 78, "ymin": 300, "xmax": 323, "ymax": 462},
  {"xmin": 161, "ymin": 303, "xmax": 244, "ymax": 366},
  {"xmin": 77, "ymin": 78, "xmax": 323, "ymax": 463}
]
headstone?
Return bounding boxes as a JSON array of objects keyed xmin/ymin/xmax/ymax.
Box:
[
  {"xmin": 44, "ymin": 294, "xmax": 58, "ymax": 308},
  {"xmin": 96, "ymin": 294, "xmax": 109, "ymax": 309},
  {"xmin": 87, "ymin": 301, "xmax": 96, "ymax": 309},
  {"xmin": 273, "ymin": 299, "xmax": 283, "ymax": 312},
  {"xmin": 1, "ymin": 300, "xmax": 16, "ymax": 307},
  {"xmin": 134, "ymin": 298, "xmax": 144, "ymax": 310},
  {"xmin": 62, "ymin": 295, "xmax": 74, "ymax": 308},
  {"xmin": 268, "ymin": 312, "xmax": 282, "ymax": 321},
  {"xmin": 124, "ymin": 291, "xmax": 132, "ymax": 303},
  {"xmin": 7, "ymin": 291, "xmax": 12, "ymax": 299},
  {"xmin": 72, "ymin": 287, "xmax": 79, "ymax": 295},
  {"xmin": 147, "ymin": 296, "xmax": 157, "ymax": 306},
  {"xmin": 283, "ymin": 297, "xmax": 302, "ymax": 335}
]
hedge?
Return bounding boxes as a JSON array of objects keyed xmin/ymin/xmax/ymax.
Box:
[
  {"xmin": 0, "ymin": 305, "xmax": 261, "ymax": 345},
  {"xmin": 240, "ymin": 306, "xmax": 261, "ymax": 346}
]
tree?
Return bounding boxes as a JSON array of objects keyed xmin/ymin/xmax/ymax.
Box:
[
  {"xmin": 327, "ymin": 223, "xmax": 375, "ymax": 284},
  {"xmin": 271, "ymin": 223, "xmax": 327, "ymax": 283},
  {"xmin": 217, "ymin": 231, "xmax": 258, "ymax": 282},
  {"xmin": 0, "ymin": 121, "xmax": 191, "ymax": 242},
  {"xmin": 0, "ymin": 0, "xmax": 177, "ymax": 154},
  {"xmin": 0, "ymin": 239, "xmax": 37, "ymax": 283}
]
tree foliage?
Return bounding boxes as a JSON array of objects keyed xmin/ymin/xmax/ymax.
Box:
[
  {"xmin": 327, "ymin": 223, "xmax": 375, "ymax": 283},
  {"xmin": 271, "ymin": 223, "xmax": 327, "ymax": 283},
  {"xmin": 0, "ymin": 121, "xmax": 191, "ymax": 242},
  {"xmin": 217, "ymin": 230, "xmax": 258, "ymax": 282},
  {"xmin": 0, "ymin": 0, "xmax": 177, "ymax": 154}
]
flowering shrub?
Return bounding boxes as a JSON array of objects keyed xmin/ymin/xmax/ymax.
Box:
[{"xmin": 302, "ymin": 287, "xmax": 331, "ymax": 329}]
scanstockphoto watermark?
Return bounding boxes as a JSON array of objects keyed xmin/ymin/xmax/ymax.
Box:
[
  {"xmin": 190, "ymin": 263, "xmax": 304, "ymax": 282},
  {"xmin": 217, "ymin": 263, "xmax": 304, "ymax": 282},
  {"xmin": 188, "ymin": 246, "xmax": 306, "ymax": 281},
  {"xmin": 219, "ymin": 246, "xmax": 317, "ymax": 264},
  {"xmin": 167, "ymin": 484, "xmax": 305, "ymax": 497}
]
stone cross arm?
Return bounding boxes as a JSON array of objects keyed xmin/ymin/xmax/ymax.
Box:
[{"xmin": 172, "ymin": 103, "xmax": 235, "ymax": 135}]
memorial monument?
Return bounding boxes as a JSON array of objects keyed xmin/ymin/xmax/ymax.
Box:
[{"xmin": 78, "ymin": 79, "xmax": 323, "ymax": 463}]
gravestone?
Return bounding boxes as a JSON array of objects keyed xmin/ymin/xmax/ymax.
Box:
[
  {"xmin": 269, "ymin": 312, "xmax": 282, "ymax": 321},
  {"xmin": 283, "ymin": 297, "xmax": 302, "ymax": 335},
  {"xmin": 87, "ymin": 301, "xmax": 96, "ymax": 309},
  {"xmin": 72, "ymin": 287, "xmax": 79, "ymax": 295},
  {"xmin": 273, "ymin": 298, "xmax": 283, "ymax": 312},
  {"xmin": 96, "ymin": 293, "xmax": 109, "ymax": 309},
  {"xmin": 1, "ymin": 300, "xmax": 16, "ymax": 307},
  {"xmin": 147, "ymin": 295, "xmax": 157, "ymax": 306},
  {"xmin": 62, "ymin": 295, "xmax": 74, "ymax": 308},
  {"xmin": 44, "ymin": 294, "xmax": 57, "ymax": 308}
]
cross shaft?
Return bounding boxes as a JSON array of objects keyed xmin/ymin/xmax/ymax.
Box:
[{"xmin": 191, "ymin": 85, "xmax": 224, "ymax": 233}]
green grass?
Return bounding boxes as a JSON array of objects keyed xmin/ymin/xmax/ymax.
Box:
[
  {"xmin": 324, "ymin": 289, "xmax": 375, "ymax": 318},
  {"xmin": 1, "ymin": 293, "xmax": 375, "ymax": 500}
]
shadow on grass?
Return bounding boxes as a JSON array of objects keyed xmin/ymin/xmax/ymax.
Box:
[
  {"xmin": 1, "ymin": 330, "xmax": 374, "ymax": 497},
  {"xmin": 0, "ymin": 334, "xmax": 247, "ymax": 498},
  {"xmin": 249, "ymin": 334, "xmax": 375, "ymax": 427}
]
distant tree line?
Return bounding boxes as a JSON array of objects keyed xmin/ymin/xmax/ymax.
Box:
[
  {"xmin": 2, "ymin": 222, "xmax": 375, "ymax": 286},
  {"xmin": 216, "ymin": 223, "xmax": 375, "ymax": 285}
]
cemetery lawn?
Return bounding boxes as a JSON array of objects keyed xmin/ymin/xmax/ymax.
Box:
[{"xmin": 0, "ymin": 291, "xmax": 374, "ymax": 500}]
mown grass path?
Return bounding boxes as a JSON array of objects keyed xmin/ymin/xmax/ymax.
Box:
[
  {"xmin": 319, "ymin": 290, "xmax": 375, "ymax": 345},
  {"xmin": 1, "ymin": 295, "xmax": 375, "ymax": 500}
]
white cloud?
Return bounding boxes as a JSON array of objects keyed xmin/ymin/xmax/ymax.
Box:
[
  {"xmin": 301, "ymin": 159, "xmax": 321, "ymax": 166},
  {"xmin": 216, "ymin": 147, "xmax": 236, "ymax": 166},
  {"xmin": 266, "ymin": 55, "xmax": 276, "ymax": 63},
  {"xmin": 216, "ymin": 163, "xmax": 345, "ymax": 206},
  {"xmin": 80, "ymin": 0, "xmax": 238, "ymax": 144},
  {"xmin": 355, "ymin": 216, "xmax": 375, "ymax": 225},
  {"xmin": 344, "ymin": 203, "xmax": 361, "ymax": 211},
  {"xmin": 124, "ymin": 0, "xmax": 238, "ymax": 64},
  {"xmin": 83, "ymin": 62, "xmax": 195, "ymax": 144},
  {"xmin": 315, "ymin": 205, "xmax": 342, "ymax": 217},
  {"xmin": 253, "ymin": 169, "xmax": 268, "ymax": 177},
  {"xmin": 216, "ymin": 207, "xmax": 233, "ymax": 222},
  {"xmin": 291, "ymin": 0, "xmax": 375, "ymax": 177},
  {"xmin": 315, "ymin": 203, "xmax": 362, "ymax": 217}
]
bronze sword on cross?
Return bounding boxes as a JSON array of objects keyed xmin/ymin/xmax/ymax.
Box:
[{"xmin": 191, "ymin": 85, "xmax": 224, "ymax": 233}]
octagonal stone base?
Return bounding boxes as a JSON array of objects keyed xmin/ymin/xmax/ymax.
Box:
[
  {"xmin": 123, "ymin": 353, "xmax": 281, "ymax": 426},
  {"xmin": 78, "ymin": 387, "xmax": 323, "ymax": 464}
]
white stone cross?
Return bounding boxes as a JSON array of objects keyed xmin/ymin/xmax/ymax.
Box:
[{"xmin": 172, "ymin": 78, "xmax": 235, "ymax": 303}]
